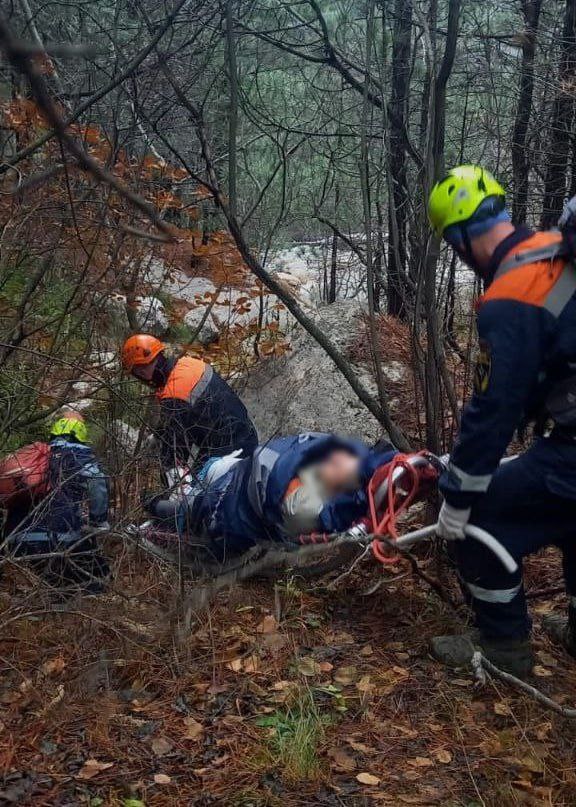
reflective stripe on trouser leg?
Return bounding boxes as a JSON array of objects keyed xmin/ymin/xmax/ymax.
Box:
[
  {"xmin": 466, "ymin": 581, "xmax": 522, "ymax": 604},
  {"xmin": 464, "ymin": 581, "xmax": 531, "ymax": 640},
  {"xmin": 455, "ymin": 542, "xmax": 530, "ymax": 640}
]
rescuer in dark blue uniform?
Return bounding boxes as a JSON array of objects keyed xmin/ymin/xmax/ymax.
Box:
[
  {"xmin": 3, "ymin": 414, "xmax": 110, "ymax": 592},
  {"xmin": 428, "ymin": 165, "xmax": 576, "ymax": 677}
]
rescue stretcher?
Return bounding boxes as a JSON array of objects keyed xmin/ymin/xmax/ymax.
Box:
[{"xmin": 129, "ymin": 452, "xmax": 517, "ymax": 581}]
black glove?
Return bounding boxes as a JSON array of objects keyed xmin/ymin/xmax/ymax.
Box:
[{"xmin": 140, "ymin": 490, "xmax": 167, "ymax": 515}]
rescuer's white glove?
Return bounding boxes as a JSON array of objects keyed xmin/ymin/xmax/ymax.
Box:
[{"xmin": 437, "ymin": 501, "xmax": 471, "ymax": 541}]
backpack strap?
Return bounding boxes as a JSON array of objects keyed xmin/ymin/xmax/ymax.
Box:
[
  {"xmin": 495, "ymin": 242, "xmax": 564, "ymax": 280},
  {"xmin": 544, "ymin": 261, "xmax": 576, "ymax": 317}
]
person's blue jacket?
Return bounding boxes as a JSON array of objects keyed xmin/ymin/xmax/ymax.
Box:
[
  {"xmin": 8, "ymin": 438, "xmax": 109, "ymax": 537},
  {"xmin": 184, "ymin": 432, "xmax": 397, "ymax": 555},
  {"xmin": 441, "ymin": 228, "xmax": 576, "ymax": 509}
]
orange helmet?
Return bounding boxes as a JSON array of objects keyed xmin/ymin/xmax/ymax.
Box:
[{"xmin": 121, "ymin": 334, "xmax": 165, "ymax": 371}]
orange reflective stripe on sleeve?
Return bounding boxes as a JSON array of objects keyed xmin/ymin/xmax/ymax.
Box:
[{"xmin": 157, "ymin": 356, "xmax": 208, "ymax": 402}]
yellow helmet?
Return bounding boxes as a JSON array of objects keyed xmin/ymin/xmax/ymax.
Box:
[
  {"xmin": 428, "ymin": 165, "xmax": 506, "ymax": 237},
  {"xmin": 50, "ymin": 414, "xmax": 89, "ymax": 444}
]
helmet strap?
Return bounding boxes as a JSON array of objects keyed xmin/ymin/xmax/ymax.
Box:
[
  {"xmin": 461, "ymin": 225, "xmax": 479, "ymax": 270},
  {"xmin": 444, "ymin": 223, "xmax": 479, "ymax": 272}
]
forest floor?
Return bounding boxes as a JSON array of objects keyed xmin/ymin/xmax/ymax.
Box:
[{"xmin": 1, "ymin": 540, "xmax": 575, "ymax": 807}]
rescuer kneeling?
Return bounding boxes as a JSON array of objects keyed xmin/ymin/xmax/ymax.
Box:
[{"xmin": 121, "ymin": 334, "xmax": 258, "ymax": 478}]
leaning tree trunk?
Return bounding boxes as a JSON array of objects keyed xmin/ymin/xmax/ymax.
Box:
[
  {"xmin": 328, "ymin": 183, "xmax": 340, "ymax": 303},
  {"xmin": 511, "ymin": 0, "xmax": 542, "ymax": 225},
  {"xmin": 387, "ymin": 0, "xmax": 412, "ymax": 320},
  {"xmin": 541, "ymin": 0, "xmax": 576, "ymax": 229}
]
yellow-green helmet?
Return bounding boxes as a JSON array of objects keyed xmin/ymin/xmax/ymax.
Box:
[
  {"xmin": 50, "ymin": 415, "xmax": 89, "ymax": 444},
  {"xmin": 428, "ymin": 165, "xmax": 506, "ymax": 237}
]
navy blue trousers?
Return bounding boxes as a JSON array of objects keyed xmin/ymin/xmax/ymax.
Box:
[{"xmin": 455, "ymin": 437, "xmax": 576, "ymax": 640}]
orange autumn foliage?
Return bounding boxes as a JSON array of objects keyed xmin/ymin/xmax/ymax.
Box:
[{"xmin": 0, "ymin": 96, "xmax": 289, "ymax": 375}]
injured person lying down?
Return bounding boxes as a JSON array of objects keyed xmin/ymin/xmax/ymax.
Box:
[{"xmin": 144, "ymin": 432, "xmax": 398, "ymax": 560}]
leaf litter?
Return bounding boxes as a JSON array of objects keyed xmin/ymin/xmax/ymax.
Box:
[{"xmin": 0, "ymin": 547, "xmax": 574, "ymax": 804}]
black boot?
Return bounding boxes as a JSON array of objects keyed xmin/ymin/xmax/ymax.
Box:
[
  {"xmin": 431, "ymin": 631, "xmax": 534, "ymax": 679},
  {"xmin": 542, "ymin": 604, "xmax": 576, "ymax": 659}
]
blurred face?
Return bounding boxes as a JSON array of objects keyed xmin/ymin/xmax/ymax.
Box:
[
  {"xmin": 317, "ymin": 450, "xmax": 360, "ymax": 495},
  {"xmin": 131, "ymin": 357, "xmax": 157, "ymax": 384}
]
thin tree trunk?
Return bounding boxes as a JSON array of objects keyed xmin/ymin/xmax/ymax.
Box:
[
  {"xmin": 328, "ymin": 232, "xmax": 338, "ymax": 303},
  {"xmin": 541, "ymin": 0, "xmax": 576, "ymax": 228},
  {"xmin": 511, "ymin": 0, "xmax": 542, "ymax": 225},
  {"xmin": 16, "ymin": 0, "xmax": 68, "ymax": 106},
  {"xmin": 225, "ymin": 0, "xmax": 239, "ymax": 217},
  {"xmin": 417, "ymin": 0, "xmax": 461, "ymax": 453},
  {"xmin": 361, "ymin": 0, "xmax": 392, "ymax": 430},
  {"xmin": 387, "ymin": 0, "xmax": 412, "ymax": 319},
  {"xmin": 328, "ymin": 183, "xmax": 339, "ymax": 303},
  {"xmin": 374, "ymin": 198, "xmax": 385, "ymax": 313}
]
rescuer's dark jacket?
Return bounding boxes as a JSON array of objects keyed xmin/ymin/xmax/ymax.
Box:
[
  {"xmin": 155, "ymin": 356, "xmax": 258, "ymax": 469},
  {"xmin": 441, "ymin": 229, "xmax": 576, "ymax": 509}
]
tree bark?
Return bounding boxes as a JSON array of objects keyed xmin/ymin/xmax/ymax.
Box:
[
  {"xmin": 417, "ymin": 0, "xmax": 461, "ymax": 453},
  {"xmin": 225, "ymin": 0, "xmax": 239, "ymax": 217},
  {"xmin": 511, "ymin": 0, "xmax": 542, "ymax": 225},
  {"xmin": 361, "ymin": 0, "xmax": 391, "ymax": 425},
  {"xmin": 328, "ymin": 183, "xmax": 340, "ymax": 303},
  {"xmin": 387, "ymin": 0, "xmax": 412, "ymax": 319},
  {"xmin": 541, "ymin": 0, "xmax": 576, "ymax": 228}
]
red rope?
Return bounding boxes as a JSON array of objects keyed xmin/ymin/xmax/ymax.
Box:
[
  {"xmin": 368, "ymin": 452, "xmax": 434, "ymax": 565},
  {"xmin": 295, "ymin": 453, "xmax": 438, "ymax": 564}
]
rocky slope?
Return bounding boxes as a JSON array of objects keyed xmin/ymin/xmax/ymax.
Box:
[
  {"xmin": 239, "ymin": 301, "xmax": 388, "ymax": 443},
  {"xmin": 70, "ymin": 246, "xmax": 409, "ymax": 447}
]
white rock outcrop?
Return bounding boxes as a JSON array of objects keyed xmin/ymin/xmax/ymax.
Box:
[
  {"xmin": 239, "ymin": 301, "xmax": 388, "ymax": 443},
  {"xmin": 184, "ymin": 308, "xmax": 220, "ymax": 344},
  {"xmin": 133, "ymin": 296, "xmax": 168, "ymax": 336}
]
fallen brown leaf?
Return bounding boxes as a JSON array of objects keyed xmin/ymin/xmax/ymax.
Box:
[
  {"xmin": 257, "ymin": 615, "xmax": 278, "ymax": 634},
  {"xmin": 356, "ymin": 772, "xmax": 381, "ymax": 786},
  {"xmin": 296, "ymin": 656, "xmax": 322, "ymax": 677},
  {"xmin": 536, "ymin": 651, "xmax": 558, "ymax": 668},
  {"xmin": 328, "ymin": 748, "xmax": 356, "ymax": 771},
  {"xmin": 151, "ymin": 737, "xmax": 173, "ymax": 756},
  {"xmin": 533, "ymin": 665, "xmax": 553, "ymax": 678},
  {"xmin": 207, "ymin": 683, "xmax": 229, "ymax": 695},
  {"xmin": 347, "ymin": 739, "xmax": 372, "ymax": 754},
  {"xmin": 41, "ymin": 657, "xmax": 66, "ymax": 676},
  {"xmin": 505, "ymin": 754, "xmax": 546, "ymax": 774},
  {"xmin": 334, "ymin": 666, "xmax": 358, "ymax": 685},
  {"xmin": 183, "ymin": 717, "xmax": 204, "ymax": 740},
  {"xmin": 76, "ymin": 758, "xmax": 114, "ymax": 780},
  {"xmin": 409, "ymin": 757, "xmax": 434, "ymax": 768},
  {"xmin": 243, "ymin": 654, "xmax": 261, "ymax": 674}
]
